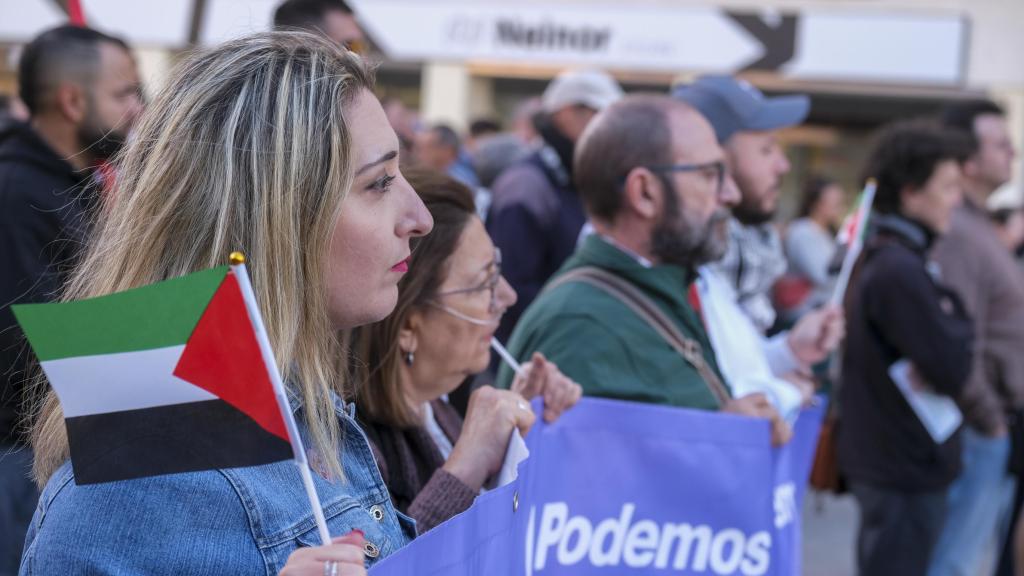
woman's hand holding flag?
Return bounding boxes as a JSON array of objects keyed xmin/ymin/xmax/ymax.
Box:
[{"xmin": 279, "ymin": 530, "xmax": 368, "ymax": 576}]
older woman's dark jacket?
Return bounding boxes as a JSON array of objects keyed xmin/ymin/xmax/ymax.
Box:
[{"xmin": 360, "ymin": 400, "xmax": 478, "ymax": 534}]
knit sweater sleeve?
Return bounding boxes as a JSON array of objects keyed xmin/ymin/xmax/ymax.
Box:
[{"xmin": 406, "ymin": 468, "xmax": 478, "ymax": 534}]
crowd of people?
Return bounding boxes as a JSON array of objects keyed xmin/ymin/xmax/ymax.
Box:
[{"xmin": 1, "ymin": 0, "xmax": 1023, "ymax": 575}]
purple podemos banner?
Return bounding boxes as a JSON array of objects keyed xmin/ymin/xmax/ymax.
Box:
[{"xmin": 371, "ymin": 396, "xmax": 825, "ymax": 576}]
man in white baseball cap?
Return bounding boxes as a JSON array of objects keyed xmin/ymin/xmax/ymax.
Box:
[
  {"xmin": 487, "ymin": 69, "xmax": 623, "ymax": 344},
  {"xmin": 541, "ymin": 69, "xmax": 624, "ymax": 129}
]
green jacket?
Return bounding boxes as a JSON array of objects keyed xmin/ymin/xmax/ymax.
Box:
[{"xmin": 496, "ymin": 235, "xmax": 729, "ymax": 410}]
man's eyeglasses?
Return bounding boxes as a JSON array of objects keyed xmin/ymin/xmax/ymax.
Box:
[
  {"xmin": 431, "ymin": 248, "xmax": 503, "ymax": 314},
  {"xmin": 644, "ymin": 160, "xmax": 726, "ymax": 195}
]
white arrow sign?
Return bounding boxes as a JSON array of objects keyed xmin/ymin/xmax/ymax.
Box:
[
  {"xmin": 349, "ymin": 1, "xmax": 966, "ymax": 85},
  {"xmin": 351, "ymin": 1, "xmax": 758, "ymax": 73}
]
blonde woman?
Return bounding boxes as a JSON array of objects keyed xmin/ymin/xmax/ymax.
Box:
[{"xmin": 20, "ymin": 32, "xmax": 431, "ymax": 575}]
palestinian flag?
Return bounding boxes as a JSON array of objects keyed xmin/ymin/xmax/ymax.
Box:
[
  {"xmin": 835, "ymin": 194, "xmax": 862, "ymax": 246},
  {"xmin": 830, "ymin": 179, "xmax": 878, "ymax": 305},
  {"xmin": 67, "ymin": 0, "xmax": 86, "ymax": 26},
  {"xmin": 12, "ymin": 266, "xmax": 294, "ymax": 484}
]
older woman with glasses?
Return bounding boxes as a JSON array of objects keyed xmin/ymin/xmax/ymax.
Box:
[{"xmin": 351, "ymin": 169, "xmax": 581, "ymax": 534}]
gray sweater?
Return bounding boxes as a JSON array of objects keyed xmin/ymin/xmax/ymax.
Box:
[
  {"xmin": 784, "ymin": 218, "xmax": 837, "ymax": 309},
  {"xmin": 932, "ymin": 199, "xmax": 1024, "ymax": 433}
]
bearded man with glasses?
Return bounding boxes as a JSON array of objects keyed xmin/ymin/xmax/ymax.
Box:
[
  {"xmin": 668, "ymin": 76, "xmax": 846, "ymax": 423},
  {"xmin": 494, "ymin": 94, "xmax": 791, "ymax": 443}
]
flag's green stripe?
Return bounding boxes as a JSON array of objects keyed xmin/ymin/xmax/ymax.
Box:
[
  {"xmin": 13, "ymin": 267, "xmax": 229, "ymax": 361},
  {"xmin": 843, "ymin": 193, "xmax": 863, "ymax": 228},
  {"xmin": 858, "ymin": 210, "xmax": 872, "ymax": 243}
]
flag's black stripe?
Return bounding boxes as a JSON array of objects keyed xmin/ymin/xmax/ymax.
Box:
[{"xmin": 65, "ymin": 399, "xmax": 294, "ymax": 485}]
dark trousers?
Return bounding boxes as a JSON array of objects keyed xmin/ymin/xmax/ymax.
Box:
[
  {"xmin": 0, "ymin": 445, "xmax": 38, "ymax": 576},
  {"xmin": 851, "ymin": 482, "xmax": 948, "ymax": 576}
]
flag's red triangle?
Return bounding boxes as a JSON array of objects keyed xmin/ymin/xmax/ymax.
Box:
[
  {"xmin": 67, "ymin": 0, "xmax": 86, "ymax": 26},
  {"xmin": 173, "ymin": 272, "xmax": 290, "ymax": 444}
]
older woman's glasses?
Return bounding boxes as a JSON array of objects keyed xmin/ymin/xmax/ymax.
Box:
[{"xmin": 429, "ymin": 249, "xmax": 503, "ymax": 320}]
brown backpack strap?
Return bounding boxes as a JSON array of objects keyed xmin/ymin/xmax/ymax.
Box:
[{"xmin": 544, "ymin": 267, "xmax": 731, "ymax": 407}]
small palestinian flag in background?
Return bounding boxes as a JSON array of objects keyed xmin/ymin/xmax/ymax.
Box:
[
  {"xmin": 13, "ymin": 266, "xmax": 294, "ymax": 484},
  {"xmin": 836, "ymin": 190, "xmax": 870, "ymax": 247},
  {"xmin": 830, "ymin": 179, "xmax": 878, "ymax": 306},
  {"xmin": 67, "ymin": 0, "xmax": 86, "ymax": 26}
]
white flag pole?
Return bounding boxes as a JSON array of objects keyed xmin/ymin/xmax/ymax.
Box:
[
  {"xmin": 830, "ymin": 180, "xmax": 877, "ymax": 307},
  {"xmin": 229, "ymin": 252, "xmax": 332, "ymax": 545}
]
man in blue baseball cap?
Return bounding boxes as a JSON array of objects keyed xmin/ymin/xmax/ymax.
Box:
[
  {"xmin": 670, "ymin": 76, "xmax": 845, "ymax": 426},
  {"xmin": 673, "ymin": 75, "xmax": 809, "ymax": 333}
]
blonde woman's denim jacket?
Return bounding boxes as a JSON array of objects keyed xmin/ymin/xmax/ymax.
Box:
[{"xmin": 19, "ymin": 394, "xmax": 415, "ymax": 575}]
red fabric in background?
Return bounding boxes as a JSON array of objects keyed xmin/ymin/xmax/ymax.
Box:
[{"xmin": 67, "ymin": 0, "xmax": 86, "ymax": 26}]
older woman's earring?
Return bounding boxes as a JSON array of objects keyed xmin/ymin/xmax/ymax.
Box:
[{"xmin": 404, "ymin": 350, "xmax": 415, "ymax": 366}]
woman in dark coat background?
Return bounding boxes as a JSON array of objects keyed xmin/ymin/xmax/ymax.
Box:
[{"xmin": 839, "ymin": 120, "xmax": 974, "ymax": 576}]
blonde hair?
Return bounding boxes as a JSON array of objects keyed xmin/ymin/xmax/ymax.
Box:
[{"xmin": 29, "ymin": 31, "xmax": 373, "ymax": 485}]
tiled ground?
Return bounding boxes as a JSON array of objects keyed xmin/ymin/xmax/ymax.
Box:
[{"xmin": 803, "ymin": 491, "xmax": 858, "ymax": 576}]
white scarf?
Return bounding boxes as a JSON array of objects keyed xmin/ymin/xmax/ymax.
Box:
[{"xmin": 697, "ymin": 266, "xmax": 803, "ymax": 422}]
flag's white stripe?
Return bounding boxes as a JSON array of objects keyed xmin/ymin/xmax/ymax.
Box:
[{"xmin": 40, "ymin": 345, "xmax": 217, "ymax": 418}]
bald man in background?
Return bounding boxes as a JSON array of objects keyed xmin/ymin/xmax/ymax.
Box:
[{"xmin": 273, "ymin": 0, "xmax": 366, "ymax": 52}]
